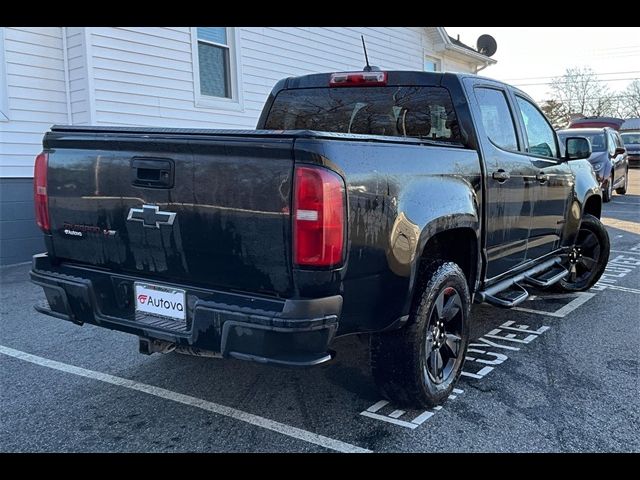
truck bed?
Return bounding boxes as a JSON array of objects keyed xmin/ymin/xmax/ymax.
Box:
[{"xmin": 47, "ymin": 125, "xmax": 463, "ymax": 147}]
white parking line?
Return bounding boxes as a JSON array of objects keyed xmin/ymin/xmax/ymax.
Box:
[
  {"xmin": 0, "ymin": 261, "xmax": 31, "ymax": 269},
  {"xmin": 360, "ymin": 410, "xmax": 423, "ymax": 429},
  {"xmin": 366, "ymin": 400, "xmax": 389, "ymax": 413},
  {"xmin": 0, "ymin": 345, "xmax": 371, "ymax": 454},
  {"xmin": 595, "ymin": 284, "xmax": 640, "ymax": 294},
  {"xmin": 513, "ymin": 292, "xmax": 595, "ymax": 318},
  {"xmin": 389, "ymin": 409, "xmax": 406, "ymax": 419},
  {"xmin": 553, "ymin": 293, "xmax": 597, "ymax": 317},
  {"xmin": 360, "ymin": 388, "xmax": 464, "ymax": 429}
]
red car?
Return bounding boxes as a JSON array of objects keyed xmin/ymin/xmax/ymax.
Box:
[{"xmin": 569, "ymin": 117, "xmax": 625, "ymax": 130}]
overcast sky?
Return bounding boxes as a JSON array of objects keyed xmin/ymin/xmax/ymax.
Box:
[{"xmin": 445, "ymin": 27, "xmax": 640, "ymax": 102}]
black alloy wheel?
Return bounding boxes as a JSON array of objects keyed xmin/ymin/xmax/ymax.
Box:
[
  {"xmin": 557, "ymin": 214, "xmax": 610, "ymax": 292},
  {"xmin": 424, "ymin": 286, "xmax": 464, "ymax": 385},
  {"xmin": 371, "ymin": 261, "xmax": 470, "ymax": 408}
]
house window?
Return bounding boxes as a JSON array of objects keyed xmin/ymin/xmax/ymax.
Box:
[
  {"xmin": 424, "ymin": 56, "xmax": 440, "ymax": 72},
  {"xmin": 191, "ymin": 27, "xmax": 242, "ymax": 110},
  {"xmin": 196, "ymin": 27, "xmax": 231, "ymax": 98}
]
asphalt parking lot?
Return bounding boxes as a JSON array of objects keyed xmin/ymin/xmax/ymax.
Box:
[{"xmin": 1, "ymin": 172, "xmax": 639, "ymax": 453}]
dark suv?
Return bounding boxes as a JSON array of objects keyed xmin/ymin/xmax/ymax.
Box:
[
  {"xmin": 558, "ymin": 127, "xmax": 629, "ymax": 202},
  {"xmin": 621, "ymin": 131, "xmax": 640, "ymax": 167}
]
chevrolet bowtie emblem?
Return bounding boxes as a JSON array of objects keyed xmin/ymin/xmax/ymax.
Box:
[{"xmin": 127, "ymin": 205, "xmax": 176, "ymax": 229}]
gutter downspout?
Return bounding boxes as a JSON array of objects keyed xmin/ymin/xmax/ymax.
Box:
[{"xmin": 61, "ymin": 27, "xmax": 72, "ymax": 125}]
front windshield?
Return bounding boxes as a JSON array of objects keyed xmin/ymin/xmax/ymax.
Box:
[
  {"xmin": 621, "ymin": 133, "xmax": 640, "ymax": 145},
  {"xmin": 559, "ymin": 132, "xmax": 606, "ymax": 152}
]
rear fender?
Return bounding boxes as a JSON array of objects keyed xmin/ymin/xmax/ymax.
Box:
[{"xmin": 397, "ymin": 177, "xmax": 480, "ymax": 310}]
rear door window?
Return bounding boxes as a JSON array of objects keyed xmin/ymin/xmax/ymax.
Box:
[
  {"xmin": 607, "ymin": 131, "xmax": 616, "ymax": 156},
  {"xmin": 614, "ymin": 132, "xmax": 624, "ymax": 149},
  {"xmin": 473, "ymin": 87, "xmax": 519, "ymax": 151}
]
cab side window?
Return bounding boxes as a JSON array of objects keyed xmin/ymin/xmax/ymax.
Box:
[
  {"xmin": 614, "ymin": 132, "xmax": 624, "ymax": 150},
  {"xmin": 515, "ymin": 96, "xmax": 558, "ymax": 158},
  {"xmin": 607, "ymin": 132, "xmax": 616, "ymax": 156},
  {"xmin": 474, "ymin": 87, "xmax": 519, "ymax": 151}
]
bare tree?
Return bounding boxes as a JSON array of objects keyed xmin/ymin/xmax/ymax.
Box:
[
  {"xmin": 540, "ymin": 99, "xmax": 567, "ymax": 129},
  {"xmin": 620, "ymin": 79, "xmax": 640, "ymax": 118},
  {"xmin": 549, "ymin": 67, "xmax": 618, "ymax": 124}
]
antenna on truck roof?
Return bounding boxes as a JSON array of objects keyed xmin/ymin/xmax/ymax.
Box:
[{"xmin": 361, "ymin": 35, "xmax": 380, "ymax": 72}]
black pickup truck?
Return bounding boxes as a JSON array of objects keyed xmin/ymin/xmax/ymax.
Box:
[{"xmin": 31, "ymin": 70, "xmax": 609, "ymax": 407}]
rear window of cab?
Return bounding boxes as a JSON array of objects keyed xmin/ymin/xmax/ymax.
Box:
[{"xmin": 264, "ymin": 86, "xmax": 462, "ymax": 144}]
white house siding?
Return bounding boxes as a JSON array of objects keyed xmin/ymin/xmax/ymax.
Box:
[
  {"xmin": 442, "ymin": 55, "xmax": 476, "ymax": 74},
  {"xmin": 0, "ymin": 26, "xmax": 485, "ymax": 264},
  {"xmin": 89, "ymin": 27, "xmax": 467, "ymax": 129},
  {"xmin": 0, "ymin": 26, "xmax": 480, "ymax": 175},
  {"xmin": 0, "ymin": 27, "xmax": 67, "ymax": 264},
  {"xmin": 1, "ymin": 27, "xmax": 67, "ymax": 178},
  {"xmin": 66, "ymin": 27, "xmax": 92, "ymax": 125}
]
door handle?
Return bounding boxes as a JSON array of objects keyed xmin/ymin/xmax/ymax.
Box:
[
  {"xmin": 131, "ymin": 158, "xmax": 174, "ymax": 188},
  {"xmin": 536, "ymin": 172, "xmax": 549, "ymax": 183},
  {"xmin": 492, "ymin": 170, "xmax": 510, "ymax": 182}
]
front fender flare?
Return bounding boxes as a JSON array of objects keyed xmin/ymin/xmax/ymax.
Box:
[{"xmin": 563, "ymin": 159, "xmax": 603, "ymax": 247}]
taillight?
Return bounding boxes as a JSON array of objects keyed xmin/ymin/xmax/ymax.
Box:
[
  {"xmin": 34, "ymin": 152, "xmax": 50, "ymax": 233},
  {"xmin": 329, "ymin": 71, "xmax": 387, "ymax": 87},
  {"xmin": 293, "ymin": 166, "xmax": 345, "ymax": 267}
]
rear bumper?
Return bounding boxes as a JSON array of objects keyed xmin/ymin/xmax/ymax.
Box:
[{"xmin": 30, "ymin": 254, "xmax": 341, "ymax": 367}]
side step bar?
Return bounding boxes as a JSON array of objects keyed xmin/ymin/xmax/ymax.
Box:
[
  {"xmin": 523, "ymin": 264, "xmax": 569, "ymax": 288},
  {"xmin": 477, "ymin": 256, "xmax": 568, "ymax": 308},
  {"xmin": 484, "ymin": 283, "xmax": 529, "ymax": 308}
]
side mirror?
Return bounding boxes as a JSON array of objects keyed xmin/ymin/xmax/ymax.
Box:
[
  {"xmin": 564, "ymin": 137, "xmax": 591, "ymax": 161},
  {"xmin": 614, "ymin": 147, "xmax": 626, "ymax": 156}
]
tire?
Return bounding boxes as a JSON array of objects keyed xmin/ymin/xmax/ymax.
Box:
[
  {"xmin": 616, "ymin": 167, "xmax": 628, "ymax": 195},
  {"xmin": 556, "ymin": 214, "xmax": 610, "ymax": 292},
  {"xmin": 370, "ymin": 261, "xmax": 470, "ymax": 408},
  {"xmin": 602, "ymin": 172, "xmax": 613, "ymax": 203}
]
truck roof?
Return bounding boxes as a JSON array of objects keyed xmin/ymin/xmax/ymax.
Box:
[
  {"xmin": 281, "ymin": 70, "xmax": 459, "ymax": 89},
  {"xmin": 277, "ymin": 70, "xmax": 531, "ymax": 101}
]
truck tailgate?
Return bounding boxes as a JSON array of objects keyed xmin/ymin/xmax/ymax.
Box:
[{"xmin": 44, "ymin": 128, "xmax": 294, "ymax": 296}]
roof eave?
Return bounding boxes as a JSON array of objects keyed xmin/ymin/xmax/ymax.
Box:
[
  {"xmin": 444, "ymin": 43, "xmax": 497, "ymax": 65},
  {"xmin": 435, "ymin": 27, "xmax": 497, "ymax": 66}
]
